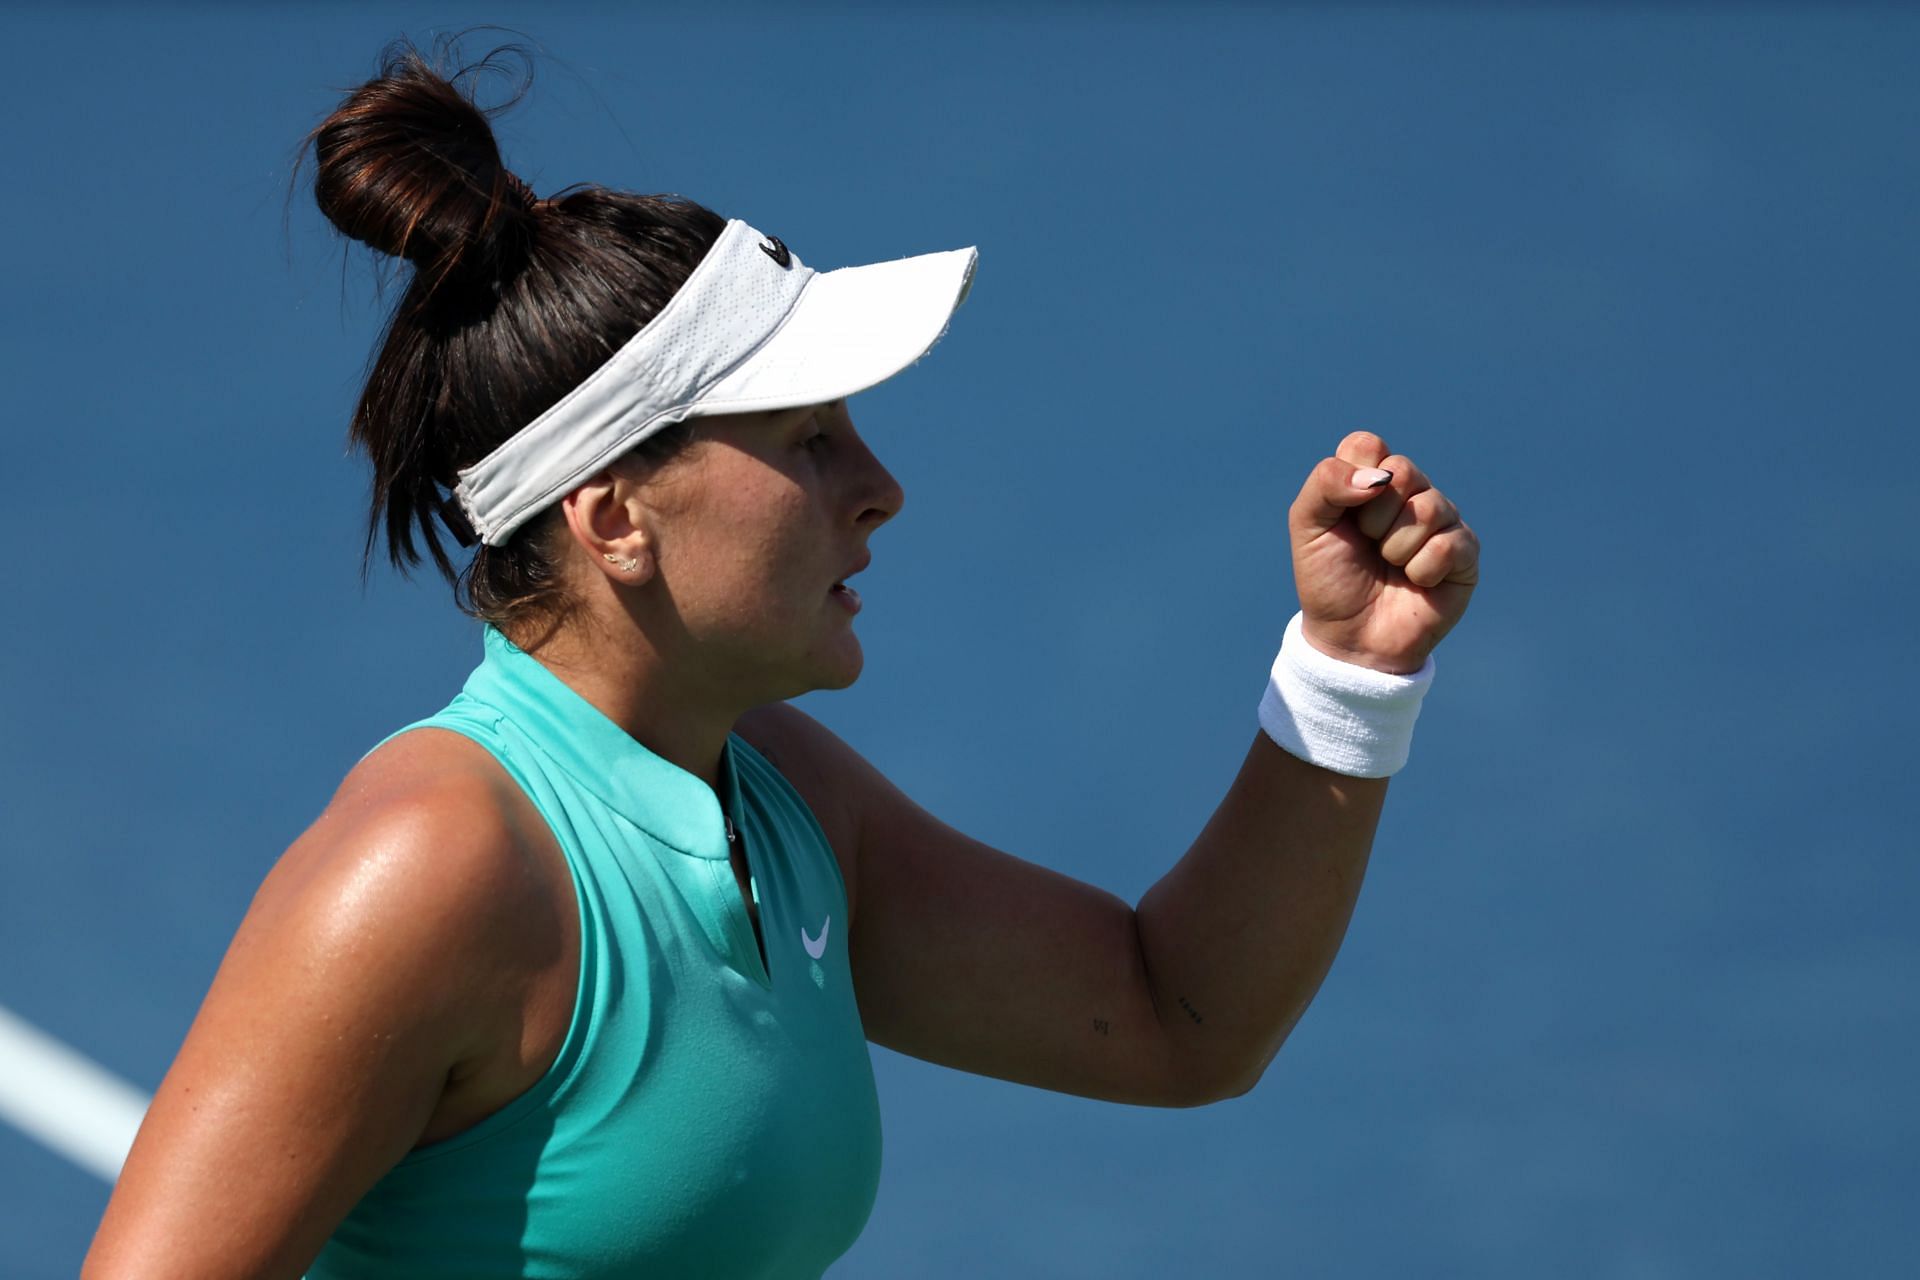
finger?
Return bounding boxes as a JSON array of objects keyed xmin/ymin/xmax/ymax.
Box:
[
  {"xmin": 1335, "ymin": 431, "xmax": 1390, "ymax": 469},
  {"xmin": 1404, "ymin": 523, "xmax": 1480, "ymax": 588},
  {"xmin": 1289, "ymin": 453, "xmax": 1401, "ymax": 543},
  {"xmin": 1377, "ymin": 488, "xmax": 1461, "ymax": 568},
  {"xmin": 1353, "ymin": 454, "xmax": 1432, "ymax": 542}
]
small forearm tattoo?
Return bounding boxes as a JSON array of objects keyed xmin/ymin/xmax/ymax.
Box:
[
  {"xmin": 1177, "ymin": 995, "xmax": 1204, "ymax": 1025},
  {"xmin": 1092, "ymin": 1018, "xmax": 1110, "ymax": 1036}
]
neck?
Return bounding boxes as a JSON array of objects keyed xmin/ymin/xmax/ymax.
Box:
[{"xmin": 511, "ymin": 613, "xmax": 746, "ymax": 794}]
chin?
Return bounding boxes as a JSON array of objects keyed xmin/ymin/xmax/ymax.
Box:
[
  {"xmin": 810, "ymin": 637, "xmax": 866, "ymax": 693},
  {"xmin": 814, "ymin": 667, "xmax": 862, "ymax": 693},
  {"xmin": 814, "ymin": 652, "xmax": 865, "ymax": 692},
  {"xmin": 763, "ymin": 641, "xmax": 863, "ymax": 702}
]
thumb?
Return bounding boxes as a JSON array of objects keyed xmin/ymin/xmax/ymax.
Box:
[{"xmin": 1289, "ymin": 456, "xmax": 1396, "ymax": 542}]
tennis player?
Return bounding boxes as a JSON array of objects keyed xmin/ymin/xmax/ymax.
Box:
[{"xmin": 84, "ymin": 37, "xmax": 1478, "ymax": 1279}]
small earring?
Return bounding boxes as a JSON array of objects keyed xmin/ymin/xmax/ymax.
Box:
[{"xmin": 602, "ymin": 552, "xmax": 640, "ymax": 572}]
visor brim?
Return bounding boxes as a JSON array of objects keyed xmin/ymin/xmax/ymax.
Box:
[{"xmin": 691, "ymin": 245, "xmax": 978, "ymax": 417}]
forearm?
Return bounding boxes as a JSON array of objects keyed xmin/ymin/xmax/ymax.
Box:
[{"xmin": 1133, "ymin": 731, "xmax": 1389, "ymax": 1102}]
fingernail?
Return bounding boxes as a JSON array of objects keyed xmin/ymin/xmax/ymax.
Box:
[{"xmin": 1352, "ymin": 468, "xmax": 1394, "ymax": 490}]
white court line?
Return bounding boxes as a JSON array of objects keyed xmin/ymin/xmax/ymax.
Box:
[{"xmin": 0, "ymin": 1003, "xmax": 151, "ymax": 1183}]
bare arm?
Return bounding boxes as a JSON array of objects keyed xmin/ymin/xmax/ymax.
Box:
[
  {"xmin": 1136, "ymin": 431, "xmax": 1477, "ymax": 1095},
  {"xmin": 1134, "ymin": 734, "xmax": 1388, "ymax": 1099},
  {"xmin": 752, "ymin": 432, "xmax": 1477, "ymax": 1108},
  {"xmin": 84, "ymin": 733, "xmax": 568, "ymax": 1279},
  {"xmin": 753, "ymin": 708, "xmax": 1386, "ymax": 1108}
]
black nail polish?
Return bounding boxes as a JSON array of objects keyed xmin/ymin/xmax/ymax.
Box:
[{"xmin": 1368, "ymin": 469, "xmax": 1394, "ymax": 489}]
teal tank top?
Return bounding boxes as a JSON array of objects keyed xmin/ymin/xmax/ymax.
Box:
[{"xmin": 308, "ymin": 626, "xmax": 883, "ymax": 1279}]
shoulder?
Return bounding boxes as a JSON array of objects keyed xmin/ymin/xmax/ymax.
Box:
[
  {"xmin": 283, "ymin": 728, "xmax": 551, "ymax": 923},
  {"xmin": 235, "ymin": 727, "xmax": 570, "ymax": 1052},
  {"xmin": 316, "ymin": 726, "xmax": 551, "ymax": 884}
]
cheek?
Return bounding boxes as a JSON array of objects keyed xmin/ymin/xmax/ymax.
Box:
[{"xmin": 664, "ymin": 500, "xmax": 817, "ymax": 624}]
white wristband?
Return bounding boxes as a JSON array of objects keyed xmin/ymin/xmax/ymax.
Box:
[{"xmin": 1257, "ymin": 612, "xmax": 1435, "ymax": 778}]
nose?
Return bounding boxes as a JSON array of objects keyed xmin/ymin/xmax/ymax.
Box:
[
  {"xmin": 859, "ymin": 448, "xmax": 905, "ymax": 530},
  {"xmin": 837, "ymin": 405, "xmax": 906, "ymax": 530}
]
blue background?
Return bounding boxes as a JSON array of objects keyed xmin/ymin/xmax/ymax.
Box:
[{"xmin": 4, "ymin": 4, "xmax": 1916, "ymax": 1275}]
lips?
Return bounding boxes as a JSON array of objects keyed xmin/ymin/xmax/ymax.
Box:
[
  {"xmin": 831, "ymin": 551, "xmax": 872, "ymax": 593},
  {"xmin": 829, "ymin": 551, "xmax": 870, "ymax": 614}
]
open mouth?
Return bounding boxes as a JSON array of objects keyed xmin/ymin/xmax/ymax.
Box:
[{"xmin": 831, "ymin": 553, "xmax": 869, "ymax": 611}]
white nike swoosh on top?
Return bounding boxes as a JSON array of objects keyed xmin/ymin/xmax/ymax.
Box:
[{"xmin": 800, "ymin": 916, "xmax": 831, "ymax": 960}]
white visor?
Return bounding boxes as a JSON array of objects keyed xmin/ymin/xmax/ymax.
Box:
[{"xmin": 453, "ymin": 218, "xmax": 978, "ymax": 546}]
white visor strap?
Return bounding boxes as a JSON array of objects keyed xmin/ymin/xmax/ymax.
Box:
[{"xmin": 453, "ymin": 219, "xmax": 815, "ymax": 546}]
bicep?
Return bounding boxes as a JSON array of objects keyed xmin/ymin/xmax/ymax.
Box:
[
  {"xmin": 850, "ymin": 774, "xmax": 1191, "ymax": 1105},
  {"xmin": 751, "ymin": 708, "xmax": 1193, "ymax": 1107},
  {"xmin": 90, "ymin": 931, "xmax": 449, "ymax": 1277}
]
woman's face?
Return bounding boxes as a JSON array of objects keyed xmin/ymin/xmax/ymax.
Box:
[{"xmin": 633, "ymin": 398, "xmax": 905, "ymax": 703}]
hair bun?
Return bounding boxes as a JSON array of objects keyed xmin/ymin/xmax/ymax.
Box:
[{"xmin": 306, "ymin": 38, "xmax": 538, "ymax": 296}]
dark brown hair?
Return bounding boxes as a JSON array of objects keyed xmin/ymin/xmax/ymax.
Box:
[{"xmin": 297, "ymin": 32, "xmax": 726, "ymax": 634}]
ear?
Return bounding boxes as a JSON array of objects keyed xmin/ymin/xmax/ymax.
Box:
[{"xmin": 561, "ymin": 469, "xmax": 657, "ymax": 584}]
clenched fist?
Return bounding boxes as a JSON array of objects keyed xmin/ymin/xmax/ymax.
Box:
[{"xmin": 1288, "ymin": 431, "xmax": 1479, "ymax": 675}]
